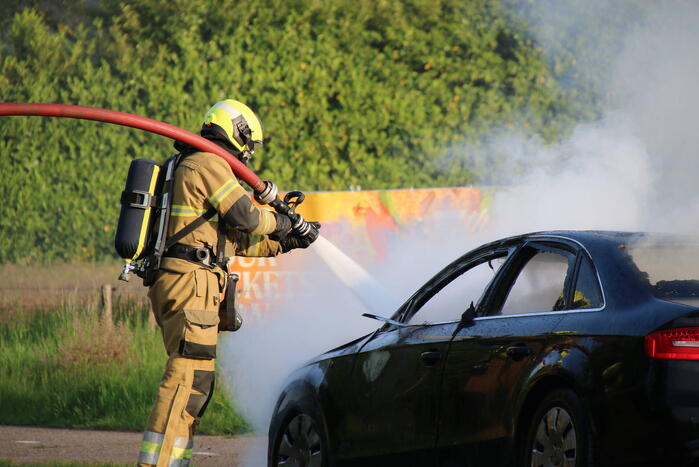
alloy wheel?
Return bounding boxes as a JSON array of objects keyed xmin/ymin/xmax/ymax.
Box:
[
  {"xmin": 276, "ymin": 413, "xmax": 323, "ymax": 467},
  {"xmin": 530, "ymin": 406, "xmax": 577, "ymax": 467}
]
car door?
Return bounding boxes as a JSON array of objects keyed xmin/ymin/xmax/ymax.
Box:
[
  {"xmin": 436, "ymin": 240, "xmax": 579, "ymax": 466},
  {"xmin": 337, "ymin": 246, "xmax": 513, "ymax": 465},
  {"xmin": 337, "ymin": 322, "xmax": 458, "ymax": 465}
]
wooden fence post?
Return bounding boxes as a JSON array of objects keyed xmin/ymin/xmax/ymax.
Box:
[
  {"xmin": 101, "ymin": 284, "xmax": 113, "ymax": 328},
  {"xmin": 148, "ymin": 307, "xmax": 156, "ymax": 330}
]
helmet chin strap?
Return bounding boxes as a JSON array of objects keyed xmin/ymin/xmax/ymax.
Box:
[
  {"xmin": 237, "ymin": 136, "xmax": 257, "ymax": 165},
  {"xmin": 239, "ymin": 149, "xmax": 252, "ymax": 165}
]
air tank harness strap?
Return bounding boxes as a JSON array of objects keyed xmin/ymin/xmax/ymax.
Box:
[{"xmin": 216, "ymin": 214, "xmax": 227, "ymax": 267}]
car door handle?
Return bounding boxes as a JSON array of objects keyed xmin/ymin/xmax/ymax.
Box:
[
  {"xmin": 420, "ymin": 350, "xmax": 443, "ymax": 367},
  {"xmin": 506, "ymin": 344, "xmax": 532, "ymax": 361}
]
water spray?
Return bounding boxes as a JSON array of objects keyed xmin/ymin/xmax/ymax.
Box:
[
  {"xmin": 274, "ymin": 187, "xmax": 396, "ymax": 314},
  {"xmin": 310, "ymin": 236, "xmax": 397, "ymax": 315}
]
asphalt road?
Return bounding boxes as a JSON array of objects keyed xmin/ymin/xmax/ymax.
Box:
[{"xmin": 0, "ymin": 425, "xmax": 262, "ymax": 466}]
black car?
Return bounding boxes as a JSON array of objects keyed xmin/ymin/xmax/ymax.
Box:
[{"xmin": 268, "ymin": 231, "xmax": 699, "ymax": 467}]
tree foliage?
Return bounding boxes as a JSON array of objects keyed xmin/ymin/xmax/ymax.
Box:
[{"xmin": 0, "ymin": 0, "xmax": 640, "ymax": 262}]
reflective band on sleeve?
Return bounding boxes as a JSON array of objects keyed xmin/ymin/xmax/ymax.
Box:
[{"xmin": 209, "ymin": 180, "xmax": 240, "ymax": 208}]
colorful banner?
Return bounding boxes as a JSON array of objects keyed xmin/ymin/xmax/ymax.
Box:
[{"xmin": 230, "ymin": 187, "xmax": 489, "ymax": 316}]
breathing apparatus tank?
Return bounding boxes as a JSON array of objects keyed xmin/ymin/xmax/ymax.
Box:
[
  {"xmin": 115, "ymin": 154, "xmax": 181, "ymax": 284},
  {"xmin": 115, "ymin": 158, "xmax": 162, "ymax": 262}
]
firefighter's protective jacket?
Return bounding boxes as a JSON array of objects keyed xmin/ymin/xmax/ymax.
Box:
[{"xmin": 159, "ymin": 151, "xmax": 282, "ymax": 275}]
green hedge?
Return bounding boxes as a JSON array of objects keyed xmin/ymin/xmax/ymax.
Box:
[{"xmin": 0, "ymin": 0, "xmax": 643, "ymax": 262}]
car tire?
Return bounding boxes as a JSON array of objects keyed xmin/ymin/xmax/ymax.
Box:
[
  {"xmin": 521, "ymin": 388, "xmax": 595, "ymax": 467},
  {"xmin": 269, "ymin": 396, "xmax": 330, "ymax": 467}
]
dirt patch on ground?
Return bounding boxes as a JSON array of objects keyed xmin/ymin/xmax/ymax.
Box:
[{"xmin": 0, "ymin": 426, "xmax": 261, "ymax": 466}]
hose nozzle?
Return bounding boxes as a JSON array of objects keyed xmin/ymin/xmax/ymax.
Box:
[
  {"xmin": 265, "ymin": 188, "xmax": 316, "ymax": 238},
  {"xmin": 291, "ymin": 212, "xmax": 312, "ymax": 236},
  {"xmin": 282, "ymin": 191, "xmax": 313, "ymax": 236}
]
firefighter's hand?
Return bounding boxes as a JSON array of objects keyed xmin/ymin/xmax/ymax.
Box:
[
  {"xmin": 305, "ymin": 221, "xmax": 321, "ymax": 242},
  {"xmin": 280, "ymin": 221, "xmax": 320, "ymax": 252},
  {"xmin": 270, "ymin": 212, "xmax": 293, "ymax": 239}
]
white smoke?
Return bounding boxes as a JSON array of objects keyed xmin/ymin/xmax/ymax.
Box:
[
  {"xmin": 486, "ymin": 114, "xmax": 652, "ymax": 236},
  {"xmin": 487, "ymin": 0, "xmax": 699, "ymax": 236},
  {"xmin": 218, "ymin": 2, "xmax": 699, "ymax": 465},
  {"xmin": 612, "ymin": 5, "xmax": 699, "ymax": 232},
  {"xmin": 217, "ymin": 248, "xmax": 382, "ymax": 464}
]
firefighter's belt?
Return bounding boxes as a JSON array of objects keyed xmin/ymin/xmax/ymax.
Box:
[{"xmin": 163, "ymin": 243, "xmax": 219, "ymax": 269}]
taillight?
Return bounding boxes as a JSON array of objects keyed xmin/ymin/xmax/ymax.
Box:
[{"xmin": 645, "ymin": 327, "xmax": 699, "ymax": 360}]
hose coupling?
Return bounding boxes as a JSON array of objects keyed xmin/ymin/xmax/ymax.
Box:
[
  {"xmin": 255, "ymin": 181, "xmax": 278, "ymax": 205},
  {"xmin": 291, "ymin": 213, "xmax": 312, "ymax": 237}
]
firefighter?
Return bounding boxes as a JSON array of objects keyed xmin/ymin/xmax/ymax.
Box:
[{"xmin": 137, "ymin": 99, "xmax": 320, "ymax": 466}]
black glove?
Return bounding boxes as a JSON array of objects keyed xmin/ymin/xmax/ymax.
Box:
[
  {"xmin": 270, "ymin": 212, "xmax": 293, "ymax": 240},
  {"xmin": 280, "ymin": 221, "xmax": 321, "ymax": 252}
]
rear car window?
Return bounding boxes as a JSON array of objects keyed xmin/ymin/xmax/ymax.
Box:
[
  {"xmin": 571, "ymin": 255, "xmax": 604, "ymax": 309},
  {"xmin": 626, "ymin": 241, "xmax": 699, "ymax": 305}
]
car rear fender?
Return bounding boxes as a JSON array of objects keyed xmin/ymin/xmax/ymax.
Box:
[{"xmin": 512, "ymin": 343, "xmax": 596, "ymax": 442}]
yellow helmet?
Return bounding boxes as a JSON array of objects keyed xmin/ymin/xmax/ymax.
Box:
[{"xmin": 201, "ymin": 99, "xmax": 264, "ymax": 163}]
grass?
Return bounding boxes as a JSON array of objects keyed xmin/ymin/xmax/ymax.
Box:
[
  {"xmin": 0, "ymin": 461, "xmax": 130, "ymax": 467},
  {"xmin": 0, "ymin": 299, "xmax": 250, "ymax": 435}
]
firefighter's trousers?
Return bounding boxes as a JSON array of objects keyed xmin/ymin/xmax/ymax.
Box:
[{"xmin": 138, "ymin": 268, "xmax": 221, "ymax": 467}]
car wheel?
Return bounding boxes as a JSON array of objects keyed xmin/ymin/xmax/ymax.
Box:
[
  {"xmin": 522, "ymin": 388, "xmax": 594, "ymax": 467},
  {"xmin": 270, "ymin": 405, "xmax": 328, "ymax": 467}
]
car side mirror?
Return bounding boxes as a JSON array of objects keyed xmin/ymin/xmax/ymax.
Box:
[
  {"xmin": 461, "ymin": 301, "xmax": 476, "ymax": 327},
  {"xmin": 452, "ymin": 301, "xmax": 476, "ymax": 338}
]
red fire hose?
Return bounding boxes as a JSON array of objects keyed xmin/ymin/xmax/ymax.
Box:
[
  {"xmin": 0, "ymin": 102, "xmax": 308, "ymax": 232},
  {"xmin": 0, "ymin": 102, "xmax": 267, "ymax": 193}
]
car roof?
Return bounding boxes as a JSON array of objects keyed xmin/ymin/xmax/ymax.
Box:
[
  {"xmin": 472, "ymin": 230, "xmax": 637, "ymax": 253},
  {"xmin": 528, "ymin": 230, "xmax": 699, "ymax": 248},
  {"xmin": 528, "ymin": 230, "xmax": 636, "ymax": 248},
  {"xmin": 529, "ymin": 230, "xmax": 637, "ymax": 242},
  {"xmin": 493, "ymin": 230, "xmax": 696, "ymax": 248}
]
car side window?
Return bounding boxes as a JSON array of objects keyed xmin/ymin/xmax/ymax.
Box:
[
  {"xmin": 500, "ymin": 249, "xmax": 575, "ymax": 315},
  {"xmin": 571, "ymin": 255, "xmax": 604, "ymax": 309},
  {"xmin": 408, "ymin": 255, "xmax": 507, "ymax": 324}
]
